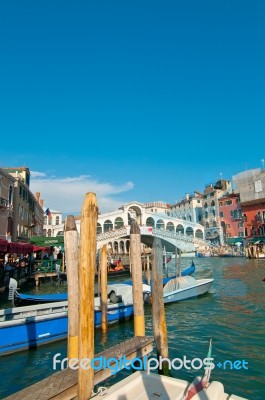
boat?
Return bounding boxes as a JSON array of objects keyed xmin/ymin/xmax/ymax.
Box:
[
  {"xmin": 196, "ymin": 251, "xmax": 211, "ymax": 257},
  {"xmin": 91, "ymin": 370, "xmax": 247, "ymax": 400},
  {"xmin": 142, "ymin": 261, "xmax": 196, "ymax": 286},
  {"xmin": 57, "ymin": 264, "xmax": 131, "ymax": 283},
  {"xmin": 161, "ymin": 275, "xmax": 214, "ymax": 304},
  {"xmin": 0, "ymin": 282, "xmax": 138, "ymax": 356},
  {"xmin": 92, "ymin": 338, "xmax": 247, "ymax": 400},
  {"xmin": 12, "ymin": 262, "xmax": 196, "ymax": 307}
]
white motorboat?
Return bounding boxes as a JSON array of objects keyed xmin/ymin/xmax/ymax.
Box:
[
  {"xmin": 92, "ymin": 370, "xmax": 247, "ymax": 400},
  {"xmin": 162, "ymin": 275, "xmax": 214, "ymax": 304}
]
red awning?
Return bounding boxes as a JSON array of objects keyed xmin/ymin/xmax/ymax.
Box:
[
  {"xmin": 33, "ymin": 245, "xmax": 50, "ymax": 252},
  {"xmin": 0, "ymin": 239, "xmax": 8, "ymax": 252},
  {"xmin": 8, "ymin": 242, "xmax": 34, "ymax": 255}
]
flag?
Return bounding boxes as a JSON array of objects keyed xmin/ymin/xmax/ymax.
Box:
[{"xmin": 45, "ymin": 208, "xmax": 52, "ymax": 217}]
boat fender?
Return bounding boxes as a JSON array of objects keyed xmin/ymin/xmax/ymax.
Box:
[
  {"xmin": 108, "ymin": 290, "xmax": 122, "ymax": 304},
  {"xmin": 143, "ymin": 292, "xmax": 151, "ymax": 304}
]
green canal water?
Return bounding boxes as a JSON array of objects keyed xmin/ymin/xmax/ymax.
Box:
[{"xmin": 0, "ymin": 257, "xmax": 264, "ymax": 399}]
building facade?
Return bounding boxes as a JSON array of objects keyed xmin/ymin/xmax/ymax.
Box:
[
  {"xmin": 2, "ymin": 167, "xmax": 44, "ymax": 241},
  {"xmin": 200, "ymin": 179, "xmax": 232, "ymax": 245},
  {"xmin": 0, "ymin": 168, "xmax": 15, "ymax": 241},
  {"xmin": 233, "ymin": 168, "xmax": 265, "ymax": 239},
  {"xmin": 169, "ymin": 192, "xmax": 203, "ymax": 224},
  {"xmin": 43, "ymin": 208, "xmax": 63, "ymax": 237},
  {"xmin": 218, "ymin": 192, "xmax": 244, "ymax": 244}
]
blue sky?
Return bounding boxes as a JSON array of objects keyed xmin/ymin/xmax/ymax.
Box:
[{"xmin": 0, "ymin": 1, "xmax": 264, "ymax": 214}]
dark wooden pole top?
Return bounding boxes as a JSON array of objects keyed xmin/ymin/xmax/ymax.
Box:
[
  {"xmin": 130, "ymin": 219, "xmax": 140, "ymax": 234},
  {"xmin": 64, "ymin": 215, "xmax": 77, "ymax": 231}
]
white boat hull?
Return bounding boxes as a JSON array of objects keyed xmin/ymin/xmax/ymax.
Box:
[
  {"xmin": 163, "ymin": 278, "xmax": 214, "ymax": 304},
  {"xmin": 92, "ymin": 371, "xmax": 247, "ymax": 400}
]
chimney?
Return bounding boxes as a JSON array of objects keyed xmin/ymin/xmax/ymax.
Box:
[
  {"xmin": 186, "ymin": 193, "xmax": 189, "ymax": 200},
  {"xmin": 35, "ymin": 192, "xmax": 40, "ymax": 203},
  {"xmin": 40, "ymin": 199, "xmax": 44, "ymax": 207}
]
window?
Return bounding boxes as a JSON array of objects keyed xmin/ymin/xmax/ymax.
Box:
[
  {"xmin": 220, "ymin": 212, "xmax": 224, "ymax": 218},
  {"xmin": 56, "ymin": 216, "xmax": 60, "ymax": 225}
]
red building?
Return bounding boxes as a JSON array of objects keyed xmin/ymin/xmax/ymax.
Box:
[
  {"xmin": 218, "ymin": 193, "xmax": 244, "ymax": 244},
  {"xmin": 233, "ymin": 168, "xmax": 265, "ymax": 241},
  {"xmin": 241, "ymin": 200, "xmax": 265, "ymax": 238}
]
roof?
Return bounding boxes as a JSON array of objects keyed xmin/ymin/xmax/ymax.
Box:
[{"xmin": 226, "ymin": 237, "xmax": 244, "ymax": 245}]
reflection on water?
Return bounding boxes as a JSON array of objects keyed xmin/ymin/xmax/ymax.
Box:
[{"xmin": 0, "ymin": 257, "xmax": 264, "ymax": 399}]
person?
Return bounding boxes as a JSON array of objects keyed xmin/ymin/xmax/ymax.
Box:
[
  {"xmin": 43, "ymin": 252, "xmax": 49, "ymax": 260},
  {"xmin": 57, "ymin": 251, "xmax": 63, "ymax": 260}
]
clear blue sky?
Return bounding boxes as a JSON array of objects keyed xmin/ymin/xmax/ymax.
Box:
[{"xmin": 0, "ymin": 1, "xmax": 264, "ymax": 214}]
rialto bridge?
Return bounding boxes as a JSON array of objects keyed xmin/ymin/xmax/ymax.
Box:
[{"xmin": 54, "ymin": 201, "xmax": 207, "ymax": 254}]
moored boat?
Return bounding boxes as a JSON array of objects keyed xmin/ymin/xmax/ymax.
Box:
[
  {"xmin": 0, "ymin": 283, "xmax": 137, "ymax": 356},
  {"xmin": 91, "ymin": 370, "xmax": 247, "ymax": 400},
  {"xmin": 162, "ymin": 275, "xmax": 214, "ymax": 304}
]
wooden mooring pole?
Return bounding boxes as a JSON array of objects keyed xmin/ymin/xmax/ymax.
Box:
[
  {"xmin": 175, "ymin": 247, "xmax": 182, "ymax": 277},
  {"xmin": 100, "ymin": 244, "xmax": 108, "ymax": 334},
  {"xmin": 64, "ymin": 215, "xmax": 79, "ymax": 362},
  {"xmin": 78, "ymin": 193, "xmax": 98, "ymax": 400},
  {"xmin": 130, "ymin": 220, "xmax": 145, "ymax": 337},
  {"xmin": 151, "ymin": 237, "xmax": 169, "ymax": 376}
]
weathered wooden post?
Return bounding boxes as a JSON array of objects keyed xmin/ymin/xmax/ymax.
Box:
[
  {"xmin": 151, "ymin": 237, "xmax": 169, "ymax": 376},
  {"xmin": 78, "ymin": 193, "xmax": 98, "ymax": 400},
  {"xmin": 175, "ymin": 247, "xmax": 182, "ymax": 277},
  {"xmin": 146, "ymin": 254, "xmax": 151, "ymax": 285},
  {"xmin": 64, "ymin": 215, "xmax": 79, "ymax": 362},
  {"xmin": 130, "ymin": 220, "xmax": 145, "ymax": 336},
  {"xmin": 100, "ymin": 244, "xmax": 108, "ymax": 333}
]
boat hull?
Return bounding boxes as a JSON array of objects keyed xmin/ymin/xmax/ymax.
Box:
[
  {"xmin": 163, "ymin": 279, "xmax": 214, "ymax": 304},
  {"xmin": 0, "ymin": 302, "xmax": 134, "ymax": 356}
]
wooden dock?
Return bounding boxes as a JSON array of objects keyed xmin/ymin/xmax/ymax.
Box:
[
  {"xmin": 3, "ymin": 336, "xmax": 154, "ymax": 400},
  {"xmin": 30, "ymin": 272, "xmax": 60, "ymax": 286}
]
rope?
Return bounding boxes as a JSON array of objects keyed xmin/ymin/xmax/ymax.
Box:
[{"xmin": 92, "ymin": 386, "xmax": 108, "ymax": 397}]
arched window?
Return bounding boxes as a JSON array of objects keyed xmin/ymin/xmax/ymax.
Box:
[
  {"xmin": 114, "ymin": 217, "xmax": 124, "ymax": 229},
  {"xmin": 114, "ymin": 241, "xmax": 119, "ymax": 254},
  {"xmin": 44, "ymin": 216, "xmax": 47, "ymax": 225},
  {"xmin": 146, "ymin": 217, "xmax": 155, "ymax": 227},
  {"xmin": 205, "ymin": 211, "xmax": 208, "ymax": 219},
  {"xmin": 56, "ymin": 216, "xmax": 60, "ymax": 225},
  {"xmin": 205, "ymin": 222, "xmax": 209, "ymax": 228},
  {"xmin": 97, "ymin": 223, "xmax": 102, "ymax": 234},
  {"xmin": 212, "ymin": 220, "xmax": 217, "ymax": 227},
  {"xmin": 195, "ymin": 229, "xmax": 203, "ymax": 239},
  {"xmin": 176, "ymin": 224, "xmax": 184, "ymax": 235},
  {"xmin": 156, "ymin": 219, "xmax": 165, "ymax": 229},
  {"xmin": 186, "ymin": 227, "xmax": 194, "ymax": 236},
  {"xmin": 211, "ymin": 200, "xmax": 215, "ymax": 207},
  {"xmin": 103, "ymin": 220, "xmax": 113, "ymax": 232},
  {"xmin": 48, "ymin": 229, "xmax": 52, "ymax": 237},
  {"xmin": 166, "ymin": 222, "xmax": 174, "ymax": 231},
  {"xmin": 204, "ymin": 202, "xmax": 208, "ymax": 208},
  {"xmin": 243, "ymin": 214, "xmax": 247, "ymax": 222}
]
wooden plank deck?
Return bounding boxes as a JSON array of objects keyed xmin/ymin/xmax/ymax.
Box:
[
  {"xmin": 30, "ymin": 272, "xmax": 60, "ymax": 286},
  {"xmin": 3, "ymin": 336, "xmax": 154, "ymax": 400}
]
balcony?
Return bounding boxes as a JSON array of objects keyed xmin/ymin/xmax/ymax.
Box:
[{"xmin": 0, "ymin": 197, "xmax": 8, "ymax": 208}]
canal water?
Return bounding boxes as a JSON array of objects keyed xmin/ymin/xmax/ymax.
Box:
[{"xmin": 0, "ymin": 257, "xmax": 264, "ymax": 399}]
